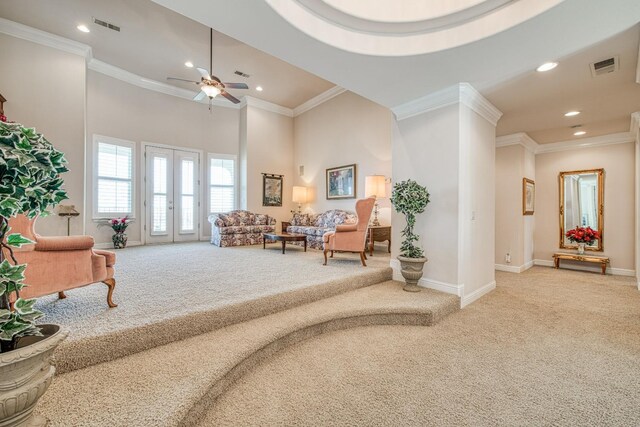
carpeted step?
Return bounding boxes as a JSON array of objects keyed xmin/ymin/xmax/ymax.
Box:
[
  {"xmin": 53, "ymin": 262, "xmax": 392, "ymax": 374},
  {"xmin": 35, "ymin": 281, "xmax": 459, "ymax": 427}
]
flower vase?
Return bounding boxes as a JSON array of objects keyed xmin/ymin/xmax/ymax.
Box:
[
  {"xmin": 577, "ymin": 243, "xmax": 585, "ymax": 255},
  {"xmin": 112, "ymin": 232, "xmax": 128, "ymax": 249}
]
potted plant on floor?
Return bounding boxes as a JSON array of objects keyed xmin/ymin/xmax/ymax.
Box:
[
  {"xmin": 390, "ymin": 179, "xmax": 430, "ymax": 292},
  {"xmin": 0, "ymin": 120, "xmax": 69, "ymax": 426}
]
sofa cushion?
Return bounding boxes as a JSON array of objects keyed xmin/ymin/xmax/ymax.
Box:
[
  {"xmin": 254, "ymin": 214, "xmax": 269, "ymax": 225},
  {"xmin": 290, "ymin": 213, "xmax": 311, "ymax": 226},
  {"xmin": 218, "ymin": 226, "xmax": 249, "ymax": 235}
]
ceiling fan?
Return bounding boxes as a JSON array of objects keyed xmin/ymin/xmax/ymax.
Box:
[{"xmin": 167, "ymin": 28, "xmax": 248, "ymax": 105}]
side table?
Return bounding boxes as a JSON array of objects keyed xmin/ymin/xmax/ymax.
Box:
[{"xmin": 367, "ymin": 225, "xmax": 391, "ymax": 256}]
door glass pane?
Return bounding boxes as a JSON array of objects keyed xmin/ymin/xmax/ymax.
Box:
[
  {"xmin": 181, "ymin": 195, "xmax": 194, "ymax": 231},
  {"xmin": 153, "ymin": 194, "xmax": 167, "ymax": 232},
  {"xmin": 182, "ymin": 160, "xmax": 194, "ymax": 195},
  {"xmin": 180, "ymin": 159, "xmax": 195, "ymax": 232},
  {"xmin": 153, "ymin": 157, "xmax": 167, "ymax": 194}
]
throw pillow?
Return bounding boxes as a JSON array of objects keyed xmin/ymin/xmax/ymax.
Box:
[{"xmin": 254, "ymin": 214, "xmax": 269, "ymax": 225}]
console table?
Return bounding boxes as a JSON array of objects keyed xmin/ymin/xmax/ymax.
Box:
[
  {"xmin": 367, "ymin": 225, "xmax": 391, "ymax": 256},
  {"xmin": 553, "ymin": 253, "xmax": 610, "ymax": 275}
]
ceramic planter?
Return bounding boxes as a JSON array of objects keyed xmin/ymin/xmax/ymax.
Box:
[
  {"xmin": 0, "ymin": 324, "xmax": 68, "ymax": 427},
  {"xmin": 112, "ymin": 232, "xmax": 128, "ymax": 249},
  {"xmin": 397, "ymin": 256, "xmax": 428, "ymax": 292}
]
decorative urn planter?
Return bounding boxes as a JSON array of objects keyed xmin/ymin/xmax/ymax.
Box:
[
  {"xmin": 112, "ymin": 232, "xmax": 128, "ymax": 249},
  {"xmin": 398, "ymin": 256, "xmax": 428, "ymax": 292},
  {"xmin": 0, "ymin": 324, "xmax": 68, "ymax": 427}
]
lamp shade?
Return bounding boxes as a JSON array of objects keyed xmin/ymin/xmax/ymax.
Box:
[
  {"xmin": 365, "ymin": 175, "xmax": 386, "ymax": 198},
  {"xmin": 292, "ymin": 186, "xmax": 308, "ymax": 203},
  {"xmin": 201, "ymin": 85, "xmax": 221, "ymax": 98}
]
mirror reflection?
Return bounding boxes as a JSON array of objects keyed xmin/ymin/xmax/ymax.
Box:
[{"xmin": 559, "ymin": 169, "xmax": 603, "ymax": 251}]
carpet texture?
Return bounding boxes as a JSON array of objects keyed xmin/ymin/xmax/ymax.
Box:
[
  {"xmin": 34, "ymin": 281, "xmax": 459, "ymax": 426},
  {"xmin": 37, "ymin": 242, "xmax": 392, "ymax": 373},
  {"xmin": 200, "ymin": 267, "xmax": 640, "ymax": 426}
]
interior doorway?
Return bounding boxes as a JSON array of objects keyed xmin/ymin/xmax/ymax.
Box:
[{"xmin": 144, "ymin": 145, "xmax": 200, "ymax": 244}]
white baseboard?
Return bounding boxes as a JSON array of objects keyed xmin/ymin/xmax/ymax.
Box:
[
  {"xmin": 495, "ymin": 260, "xmax": 534, "ymax": 273},
  {"xmin": 461, "ymin": 281, "xmax": 496, "ymax": 308},
  {"xmin": 534, "ymin": 259, "xmax": 636, "ymax": 277},
  {"xmin": 390, "ymin": 259, "xmax": 464, "ymax": 297},
  {"xmin": 94, "ymin": 240, "xmax": 143, "ymax": 249}
]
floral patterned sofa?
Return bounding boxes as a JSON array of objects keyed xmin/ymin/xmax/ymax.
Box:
[
  {"xmin": 286, "ymin": 210, "xmax": 357, "ymax": 250},
  {"xmin": 208, "ymin": 210, "xmax": 276, "ymax": 247}
]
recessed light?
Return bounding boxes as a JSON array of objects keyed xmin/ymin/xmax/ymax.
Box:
[
  {"xmin": 77, "ymin": 24, "xmax": 90, "ymax": 33},
  {"xmin": 536, "ymin": 62, "xmax": 558, "ymax": 72},
  {"xmin": 184, "ymin": 61, "xmax": 194, "ymax": 68},
  {"xmin": 256, "ymin": 86, "xmax": 263, "ymax": 92},
  {"xmin": 574, "ymin": 131, "xmax": 586, "ymax": 136},
  {"xmin": 564, "ymin": 111, "xmax": 580, "ymax": 117}
]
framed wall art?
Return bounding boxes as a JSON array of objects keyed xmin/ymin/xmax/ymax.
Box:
[
  {"xmin": 263, "ymin": 173, "xmax": 283, "ymax": 207},
  {"xmin": 523, "ymin": 178, "xmax": 535, "ymax": 215},
  {"xmin": 326, "ymin": 164, "xmax": 356, "ymax": 200}
]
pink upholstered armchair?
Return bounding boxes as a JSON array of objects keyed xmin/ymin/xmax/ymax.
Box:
[
  {"xmin": 322, "ymin": 197, "xmax": 375, "ymax": 266},
  {"xmin": 3, "ymin": 215, "xmax": 117, "ymax": 307}
]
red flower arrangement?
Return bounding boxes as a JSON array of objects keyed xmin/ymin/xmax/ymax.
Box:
[
  {"xmin": 565, "ymin": 226, "xmax": 600, "ymax": 246},
  {"xmin": 110, "ymin": 216, "xmax": 130, "ymax": 234}
]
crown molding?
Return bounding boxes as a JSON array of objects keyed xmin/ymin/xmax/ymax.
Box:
[
  {"xmin": 496, "ymin": 132, "xmax": 539, "ymax": 152},
  {"xmin": 293, "ymin": 86, "xmax": 346, "ymax": 116},
  {"xmin": 88, "ymin": 59, "xmax": 237, "ymax": 109},
  {"xmin": 459, "ymin": 83, "xmax": 503, "ymax": 126},
  {"xmin": 244, "ymin": 96, "xmax": 294, "ymax": 117},
  {"xmin": 536, "ymin": 131, "xmax": 634, "ymax": 154},
  {"xmin": 0, "ymin": 17, "xmax": 92, "ymax": 59},
  {"xmin": 391, "ymin": 83, "xmax": 502, "ymax": 126}
]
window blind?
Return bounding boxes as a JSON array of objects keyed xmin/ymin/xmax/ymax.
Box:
[
  {"xmin": 210, "ymin": 158, "xmax": 235, "ymax": 213},
  {"xmin": 96, "ymin": 141, "xmax": 133, "ymax": 215}
]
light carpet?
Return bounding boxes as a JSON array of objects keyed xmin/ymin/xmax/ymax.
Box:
[
  {"xmin": 201, "ymin": 267, "xmax": 640, "ymax": 426},
  {"xmin": 35, "ymin": 242, "xmax": 391, "ymax": 372},
  {"xmin": 34, "ymin": 281, "xmax": 459, "ymax": 426}
]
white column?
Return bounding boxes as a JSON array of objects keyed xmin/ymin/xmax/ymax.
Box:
[{"xmin": 391, "ymin": 83, "xmax": 502, "ymax": 306}]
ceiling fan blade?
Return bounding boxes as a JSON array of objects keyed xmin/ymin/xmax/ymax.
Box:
[
  {"xmin": 167, "ymin": 77, "xmax": 201, "ymax": 84},
  {"xmin": 193, "ymin": 91, "xmax": 206, "ymax": 101},
  {"xmin": 220, "ymin": 90, "xmax": 241, "ymax": 104},
  {"xmin": 196, "ymin": 67, "xmax": 211, "ymax": 80},
  {"xmin": 222, "ymin": 83, "xmax": 249, "ymax": 89}
]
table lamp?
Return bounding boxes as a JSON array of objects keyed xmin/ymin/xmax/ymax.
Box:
[
  {"xmin": 365, "ymin": 175, "xmax": 386, "ymax": 226},
  {"xmin": 292, "ymin": 186, "xmax": 308, "ymax": 214}
]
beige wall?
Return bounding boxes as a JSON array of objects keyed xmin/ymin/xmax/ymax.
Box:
[
  {"xmin": 495, "ymin": 144, "xmax": 535, "ymax": 269},
  {"xmin": 293, "ymin": 91, "xmax": 393, "ymax": 224},
  {"xmin": 0, "ymin": 34, "xmax": 86, "ymax": 237},
  {"xmin": 535, "ymin": 142, "xmax": 636, "ymax": 270},
  {"xmin": 392, "ymin": 105, "xmax": 461, "ymax": 286},
  {"xmin": 244, "ymin": 105, "xmax": 294, "ymax": 225},
  {"xmin": 86, "ymin": 71, "xmax": 241, "ymax": 244}
]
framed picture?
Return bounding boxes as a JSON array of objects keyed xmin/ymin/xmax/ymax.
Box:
[
  {"xmin": 523, "ymin": 178, "xmax": 535, "ymax": 215},
  {"xmin": 326, "ymin": 164, "xmax": 356, "ymax": 200},
  {"xmin": 263, "ymin": 174, "xmax": 283, "ymax": 206}
]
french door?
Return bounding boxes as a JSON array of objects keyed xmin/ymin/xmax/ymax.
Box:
[{"xmin": 145, "ymin": 146, "xmax": 200, "ymax": 244}]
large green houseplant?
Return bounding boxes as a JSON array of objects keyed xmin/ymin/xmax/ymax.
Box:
[
  {"xmin": 0, "ymin": 120, "xmax": 69, "ymax": 426},
  {"xmin": 390, "ymin": 179, "xmax": 430, "ymax": 292}
]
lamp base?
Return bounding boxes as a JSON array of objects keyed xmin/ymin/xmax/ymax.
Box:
[{"xmin": 371, "ymin": 202, "xmax": 381, "ymax": 226}]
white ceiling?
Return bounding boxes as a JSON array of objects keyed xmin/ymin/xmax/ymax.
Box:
[
  {"xmin": 487, "ymin": 25, "xmax": 640, "ymax": 143},
  {"xmin": 152, "ymin": 0, "xmax": 640, "ymax": 143},
  {"xmin": 0, "ymin": 0, "xmax": 335, "ymax": 109}
]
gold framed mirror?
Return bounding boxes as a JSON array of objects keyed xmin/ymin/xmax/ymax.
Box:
[{"xmin": 559, "ymin": 168, "xmax": 604, "ymax": 251}]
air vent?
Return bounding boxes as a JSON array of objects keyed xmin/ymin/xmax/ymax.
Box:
[
  {"xmin": 590, "ymin": 56, "xmax": 618, "ymax": 77},
  {"xmin": 234, "ymin": 70, "xmax": 250, "ymax": 78},
  {"xmin": 93, "ymin": 17, "xmax": 120, "ymax": 32}
]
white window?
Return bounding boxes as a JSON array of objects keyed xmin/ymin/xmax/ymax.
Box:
[
  {"xmin": 209, "ymin": 154, "xmax": 236, "ymax": 213},
  {"xmin": 93, "ymin": 135, "xmax": 135, "ymax": 218}
]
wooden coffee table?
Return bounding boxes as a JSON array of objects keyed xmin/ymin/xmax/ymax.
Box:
[{"xmin": 263, "ymin": 232, "xmax": 307, "ymax": 254}]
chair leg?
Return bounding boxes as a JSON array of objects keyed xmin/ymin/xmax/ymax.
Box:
[
  {"xmin": 323, "ymin": 249, "xmax": 328, "ymax": 266},
  {"xmin": 359, "ymin": 252, "xmax": 367, "ymax": 267},
  {"xmin": 330, "ymin": 250, "xmax": 334, "ymax": 258},
  {"xmin": 363, "ymin": 252, "xmax": 368, "ymax": 260},
  {"xmin": 102, "ymin": 278, "xmax": 118, "ymax": 308},
  {"xmin": 58, "ymin": 291, "xmax": 67, "ymax": 300}
]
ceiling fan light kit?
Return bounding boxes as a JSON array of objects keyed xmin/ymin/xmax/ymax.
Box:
[{"xmin": 166, "ymin": 28, "xmax": 248, "ymax": 107}]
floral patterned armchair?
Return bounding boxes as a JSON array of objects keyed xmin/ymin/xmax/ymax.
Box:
[{"xmin": 208, "ymin": 210, "xmax": 276, "ymax": 247}]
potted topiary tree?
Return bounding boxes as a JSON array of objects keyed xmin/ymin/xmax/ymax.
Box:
[
  {"xmin": 0, "ymin": 120, "xmax": 69, "ymax": 426},
  {"xmin": 390, "ymin": 179, "xmax": 430, "ymax": 292}
]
